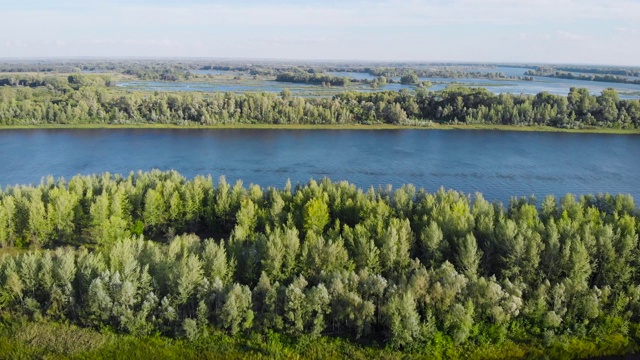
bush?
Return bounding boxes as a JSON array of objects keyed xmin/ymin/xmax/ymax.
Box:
[{"xmin": 15, "ymin": 322, "xmax": 112, "ymax": 355}]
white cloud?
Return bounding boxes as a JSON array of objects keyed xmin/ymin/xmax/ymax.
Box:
[
  {"xmin": 89, "ymin": 38, "xmax": 118, "ymax": 45},
  {"xmin": 4, "ymin": 40, "xmax": 28, "ymax": 48},
  {"xmin": 6, "ymin": 0, "xmax": 640, "ymax": 29},
  {"xmin": 614, "ymin": 27, "xmax": 638, "ymax": 34},
  {"xmin": 556, "ymin": 31, "xmax": 587, "ymax": 41},
  {"xmin": 109, "ymin": 0, "xmax": 640, "ymax": 27},
  {"xmin": 43, "ymin": 39, "xmax": 68, "ymax": 46},
  {"xmin": 87, "ymin": 38, "xmax": 177, "ymax": 47}
]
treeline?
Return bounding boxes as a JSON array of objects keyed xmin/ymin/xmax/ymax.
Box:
[
  {"xmin": 275, "ymin": 71, "xmax": 428, "ymax": 88},
  {"xmin": 526, "ymin": 69, "xmax": 640, "ymax": 85},
  {"xmin": 205, "ymin": 65, "xmax": 311, "ymax": 77},
  {"xmin": 2, "ymin": 61, "xmax": 210, "ymax": 75},
  {"xmin": 0, "ymin": 74, "xmax": 114, "ymax": 93},
  {"xmin": 0, "ymin": 61, "xmax": 202, "ymax": 82},
  {"xmin": 0, "ymin": 63, "xmax": 81, "ymax": 73},
  {"xmin": 3, "ymin": 60, "xmax": 636, "ymax": 83},
  {"xmin": 192, "ymin": 65, "xmax": 510, "ymax": 80},
  {"xmin": 275, "ymin": 72, "xmax": 348, "ymax": 86},
  {"xmin": 0, "ymin": 171, "xmax": 639, "ymax": 352},
  {"xmin": 1, "ymin": 74, "xmax": 639, "ymax": 128},
  {"xmin": 123, "ymin": 68, "xmax": 193, "ymax": 82},
  {"xmin": 554, "ymin": 66, "xmax": 640, "ymax": 78},
  {"xmin": 367, "ymin": 67, "xmax": 510, "ymax": 79}
]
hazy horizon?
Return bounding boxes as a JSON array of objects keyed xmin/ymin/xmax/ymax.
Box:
[
  {"xmin": 2, "ymin": 0, "xmax": 640, "ymax": 67},
  {"xmin": 0, "ymin": 56, "xmax": 638, "ymax": 68}
]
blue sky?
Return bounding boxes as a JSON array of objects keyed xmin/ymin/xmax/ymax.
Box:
[{"xmin": 2, "ymin": 0, "xmax": 639, "ymax": 65}]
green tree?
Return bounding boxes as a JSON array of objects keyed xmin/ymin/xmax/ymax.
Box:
[
  {"xmin": 303, "ymin": 197, "xmax": 329, "ymax": 234},
  {"xmin": 383, "ymin": 290, "xmax": 421, "ymax": 348},
  {"xmin": 400, "ymin": 72, "xmax": 419, "ymax": 85},
  {"xmin": 219, "ymin": 284, "xmax": 254, "ymax": 335}
]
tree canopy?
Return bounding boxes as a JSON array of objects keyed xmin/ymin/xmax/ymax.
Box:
[
  {"xmin": 1, "ymin": 74, "xmax": 639, "ymax": 129},
  {"xmin": 0, "ymin": 171, "xmax": 639, "ymax": 354}
]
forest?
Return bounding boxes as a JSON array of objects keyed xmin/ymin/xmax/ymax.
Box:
[
  {"xmin": 275, "ymin": 72, "xmax": 350, "ymax": 86},
  {"xmin": 525, "ymin": 69, "xmax": 640, "ymax": 86},
  {"xmin": 550, "ymin": 66, "xmax": 640, "ymax": 78},
  {"xmin": 0, "ymin": 73, "xmax": 639, "ymax": 128},
  {"xmin": 0, "ymin": 170, "xmax": 639, "ymax": 358},
  {"xmin": 0, "ymin": 60, "xmax": 515, "ymax": 81},
  {"xmin": 2, "ymin": 60, "xmax": 639, "ymax": 87}
]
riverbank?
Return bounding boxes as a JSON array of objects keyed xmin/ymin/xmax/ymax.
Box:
[{"xmin": 1, "ymin": 123, "xmax": 639, "ymax": 134}]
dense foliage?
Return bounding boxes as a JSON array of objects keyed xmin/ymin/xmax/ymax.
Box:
[
  {"xmin": 542, "ymin": 66, "xmax": 640, "ymax": 78},
  {"xmin": 0, "ymin": 318, "xmax": 634, "ymax": 359},
  {"xmin": 368, "ymin": 67, "xmax": 510, "ymax": 80},
  {"xmin": 0, "ymin": 171, "xmax": 639, "ymax": 356},
  {"xmin": 400, "ymin": 72, "xmax": 420, "ymax": 85},
  {"xmin": 2, "ymin": 60, "xmax": 636, "ymax": 86},
  {"xmin": 0, "ymin": 60, "xmax": 516, "ymax": 82},
  {"xmin": 526, "ymin": 69, "xmax": 640, "ymax": 86},
  {"xmin": 275, "ymin": 72, "xmax": 349, "ymax": 86},
  {"xmin": 1, "ymin": 74, "xmax": 639, "ymax": 128}
]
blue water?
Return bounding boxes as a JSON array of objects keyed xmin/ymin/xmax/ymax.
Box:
[
  {"xmin": 117, "ymin": 74, "xmax": 640, "ymax": 99},
  {"xmin": 1, "ymin": 129, "xmax": 638, "ymax": 204},
  {"xmin": 423, "ymin": 77, "xmax": 640, "ymax": 99},
  {"xmin": 192, "ymin": 69, "xmax": 231, "ymax": 75},
  {"xmin": 116, "ymin": 80, "xmax": 415, "ymax": 95},
  {"xmin": 479, "ymin": 66, "xmax": 534, "ymax": 77}
]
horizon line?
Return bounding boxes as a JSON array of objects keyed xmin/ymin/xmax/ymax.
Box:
[{"xmin": 0, "ymin": 56, "xmax": 638, "ymax": 68}]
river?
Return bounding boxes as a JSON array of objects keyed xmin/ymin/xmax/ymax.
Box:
[{"xmin": 1, "ymin": 129, "xmax": 638, "ymax": 205}]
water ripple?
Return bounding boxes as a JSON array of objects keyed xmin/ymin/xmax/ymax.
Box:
[{"xmin": 1, "ymin": 129, "xmax": 639, "ymax": 203}]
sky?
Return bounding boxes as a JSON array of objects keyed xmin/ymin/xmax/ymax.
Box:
[{"xmin": 1, "ymin": 0, "xmax": 640, "ymax": 66}]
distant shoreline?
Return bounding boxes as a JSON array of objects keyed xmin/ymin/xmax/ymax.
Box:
[{"xmin": 1, "ymin": 123, "xmax": 639, "ymax": 134}]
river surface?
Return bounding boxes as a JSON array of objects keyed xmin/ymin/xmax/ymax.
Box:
[
  {"xmin": 117, "ymin": 76, "xmax": 640, "ymax": 99},
  {"xmin": 1, "ymin": 129, "xmax": 638, "ymax": 204},
  {"xmin": 424, "ymin": 77, "xmax": 640, "ymax": 99},
  {"xmin": 115, "ymin": 79, "xmax": 415, "ymax": 95}
]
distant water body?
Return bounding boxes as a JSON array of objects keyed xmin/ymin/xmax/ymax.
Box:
[
  {"xmin": 1, "ymin": 129, "xmax": 638, "ymax": 204},
  {"xmin": 116, "ymin": 66, "xmax": 640, "ymax": 99}
]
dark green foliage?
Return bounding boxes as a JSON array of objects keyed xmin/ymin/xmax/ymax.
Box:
[
  {"xmin": 0, "ymin": 171, "xmax": 639, "ymax": 357},
  {"xmin": 276, "ymin": 72, "xmax": 348, "ymax": 86},
  {"xmin": 1, "ymin": 74, "xmax": 639, "ymax": 128},
  {"xmin": 400, "ymin": 72, "xmax": 419, "ymax": 85},
  {"xmin": 526, "ymin": 68, "xmax": 640, "ymax": 86}
]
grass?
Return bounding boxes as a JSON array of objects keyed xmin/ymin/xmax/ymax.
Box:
[
  {"xmin": 0, "ymin": 247, "xmax": 30, "ymax": 256},
  {"xmin": 1, "ymin": 123, "xmax": 639, "ymax": 134},
  {"xmin": 429, "ymin": 123, "xmax": 640, "ymax": 134},
  {"xmin": 0, "ymin": 318, "xmax": 638, "ymax": 360}
]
